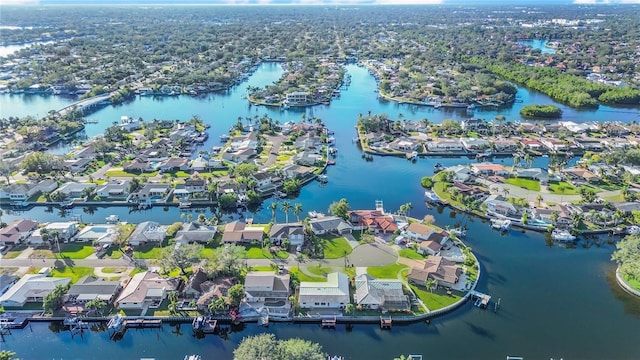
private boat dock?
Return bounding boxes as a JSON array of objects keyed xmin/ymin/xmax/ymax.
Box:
[
  {"xmin": 124, "ymin": 318, "xmax": 162, "ymax": 329},
  {"xmin": 469, "ymin": 290, "xmax": 492, "ymax": 308},
  {"xmin": 380, "ymin": 316, "xmax": 392, "ymax": 329},
  {"xmin": 192, "ymin": 316, "xmax": 217, "ymax": 334},
  {"xmin": 321, "ymin": 316, "xmax": 337, "ymax": 328}
]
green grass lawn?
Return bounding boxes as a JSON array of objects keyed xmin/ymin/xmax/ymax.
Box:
[
  {"xmin": 504, "ymin": 178, "xmax": 541, "ymax": 191},
  {"xmin": 250, "ymin": 266, "xmax": 276, "ymax": 272},
  {"xmin": 290, "ymin": 268, "xmax": 325, "ymax": 282},
  {"xmin": 51, "ymin": 266, "xmax": 95, "ymax": 284},
  {"xmin": 59, "ymin": 244, "xmax": 95, "ymax": 259},
  {"xmin": 623, "ymin": 274, "xmax": 640, "ymax": 292},
  {"xmin": 105, "ymin": 169, "xmax": 159, "ymax": 177},
  {"xmin": 323, "ymin": 237, "xmax": 352, "ymax": 259},
  {"xmin": 398, "ymin": 248, "xmax": 424, "ymax": 260},
  {"xmin": 547, "ymin": 181, "xmax": 578, "ymax": 195},
  {"xmin": 100, "ymin": 267, "xmax": 127, "ymax": 274},
  {"xmin": 411, "ymin": 285, "xmax": 462, "ymax": 311},
  {"xmin": 366, "ymin": 264, "xmax": 407, "ymax": 279}
]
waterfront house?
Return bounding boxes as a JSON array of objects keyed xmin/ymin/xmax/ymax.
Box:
[
  {"xmin": 190, "ymin": 156, "xmax": 208, "ymax": 172},
  {"xmin": 349, "ymin": 210, "xmax": 398, "ymax": 234},
  {"xmin": 286, "ymin": 91, "xmax": 308, "ymax": 104},
  {"xmin": 115, "ymin": 271, "xmax": 182, "ymax": 310},
  {"xmin": 128, "ymin": 221, "xmax": 167, "ymax": 246},
  {"xmin": 195, "ymin": 276, "xmax": 236, "ymax": 312},
  {"xmin": 470, "ymin": 163, "xmax": 508, "ymax": 177},
  {"xmin": 269, "ymin": 223, "xmax": 305, "ymax": 247},
  {"xmin": 294, "ymin": 151, "xmax": 324, "ymax": 166},
  {"xmin": 281, "ymin": 164, "xmax": 315, "ymax": 179},
  {"xmin": 354, "ymin": 274, "xmax": 410, "ymax": 311},
  {"xmin": 530, "ymin": 207, "xmax": 572, "ymax": 227},
  {"xmin": 515, "ymin": 168, "xmax": 551, "ymax": 182},
  {"xmin": 127, "ymin": 183, "xmax": 172, "ymax": 203},
  {"xmin": 613, "ymin": 202, "xmax": 640, "ymax": 215},
  {"xmin": 55, "ymin": 182, "xmax": 97, "ymax": 199},
  {"xmin": 183, "ymin": 268, "xmax": 209, "ymax": 299},
  {"xmin": 0, "ymin": 274, "xmax": 72, "ymax": 307},
  {"xmin": 250, "ymin": 171, "xmax": 282, "ymax": 194},
  {"xmin": 560, "ymin": 121, "xmax": 597, "ymax": 134},
  {"xmin": 405, "ymin": 222, "xmax": 437, "ymax": 242},
  {"xmin": 492, "ymin": 139, "xmax": 519, "ymax": 152},
  {"xmin": 388, "ymin": 138, "xmax": 420, "ymax": 152},
  {"xmin": 426, "ymin": 139, "xmax": 464, "ymax": 153},
  {"xmin": 96, "ymin": 180, "xmax": 131, "ymax": 200},
  {"xmin": 76, "ymin": 225, "xmax": 117, "ymax": 244},
  {"xmin": 119, "ymin": 116, "xmax": 143, "ymax": 132},
  {"xmin": 221, "ymin": 221, "xmax": 264, "ymax": 245},
  {"xmin": 541, "ymin": 138, "xmax": 569, "ymax": 152},
  {"xmin": 45, "ymin": 222, "xmax": 78, "ymax": 242},
  {"xmin": 574, "ymin": 138, "xmax": 604, "ymax": 152},
  {"xmin": 184, "ymin": 178, "xmax": 207, "ymax": 193},
  {"xmin": 230, "ymin": 131, "xmax": 259, "ymax": 151},
  {"xmin": 0, "ymin": 219, "xmax": 38, "ymax": 246},
  {"xmin": 243, "ymin": 272, "xmax": 291, "ymax": 313},
  {"xmin": 298, "ymin": 272, "xmax": 350, "ymax": 310},
  {"xmin": 460, "ymin": 137, "xmax": 490, "ymax": 152},
  {"xmin": 520, "ymin": 139, "xmax": 544, "ymax": 151},
  {"xmin": 174, "ymin": 222, "xmax": 217, "ymax": 245},
  {"xmin": 71, "ymin": 144, "xmax": 97, "ymax": 159},
  {"xmin": 309, "ymin": 216, "xmax": 353, "ymax": 235},
  {"xmin": 483, "ymin": 195, "xmax": 519, "ymax": 217},
  {"xmin": 67, "ymin": 276, "xmax": 122, "ymax": 305},
  {"xmin": 0, "ymin": 179, "xmax": 57, "ymax": 201},
  {"xmin": 407, "ymin": 256, "xmax": 462, "ymax": 289}
]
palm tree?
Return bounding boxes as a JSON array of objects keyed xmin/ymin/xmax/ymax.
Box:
[
  {"xmin": 269, "ymin": 202, "xmax": 278, "ymax": 223},
  {"xmin": 281, "ymin": 201, "xmax": 291, "ymax": 223},
  {"xmin": 536, "ymin": 194, "xmax": 543, "ymax": 207},
  {"xmin": 293, "ymin": 203, "xmax": 303, "ymax": 222},
  {"xmin": 426, "ymin": 278, "xmax": 437, "ymax": 293}
]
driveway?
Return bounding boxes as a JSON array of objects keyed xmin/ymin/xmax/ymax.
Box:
[{"xmin": 263, "ymin": 134, "xmax": 285, "ymax": 168}]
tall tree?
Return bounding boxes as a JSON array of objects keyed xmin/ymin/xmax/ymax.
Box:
[
  {"xmin": 160, "ymin": 243, "xmax": 204, "ymax": 276},
  {"xmin": 292, "ymin": 203, "xmax": 303, "ymax": 222},
  {"xmin": 328, "ymin": 198, "xmax": 350, "ymax": 220},
  {"xmin": 281, "ymin": 201, "xmax": 291, "ymax": 223}
]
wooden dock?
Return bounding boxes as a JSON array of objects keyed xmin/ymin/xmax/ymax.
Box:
[
  {"xmin": 469, "ymin": 290, "xmax": 491, "ymax": 308},
  {"xmin": 123, "ymin": 318, "xmax": 162, "ymax": 328},
  {"xmin": 321, "ymin": 316, "xmax": 337, "ymax": 328},
  {"xmin": 380, "ymin": 316, "xmax": 392, "ymax": 329}
]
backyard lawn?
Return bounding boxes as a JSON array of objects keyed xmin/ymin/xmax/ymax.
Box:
[
  {"xmin": 411, "ymin": 285, "xmax": 462, "ymax": 311},
  {"xmin": 322, "ymin": 236, "xmax": 352, "ymax": 259},
  {"xmin": 504, "ymin": 178, "xmax": 541, "ymax": 191},
  {"xmin": 366, "ymin": 264, "xmax": 407, "ymax": 279},
  {"xmin": 51, "ymin": 266, "xmax": 95, "ymax": 284}
]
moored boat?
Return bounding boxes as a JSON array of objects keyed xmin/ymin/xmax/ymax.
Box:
[
  {"xmin": 551, "ymin": 229, "xmax": 576, "ymax": 242},
  {"xmin": 424, "ymin": 190, "xmax": 441, "ymax": 204},
  {"xmin": 491, "ymin": 218, "xmax": 511, "ymax": 231}
]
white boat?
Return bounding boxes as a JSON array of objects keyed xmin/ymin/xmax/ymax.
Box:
[
  {"xmin": 450, "ymin": 227, "xmax": 466, "ymax": 238},
  {"xmin": 552, "ymin": 229, "xmax": 576, "ymax": 242},
  {"xmin": 317, "ymin": 175, "xmax": 328, "ymax": 183},
  {"xmin": 105, "ymin": 215, "xmax": 120, "ymax": 224},
  {"xmin": 107, "ymin": 314, "xmax": 125, "ymax": 333},
  {"xmin": 424, "ymin": 190, "xmax": 441, "ymax": 204},
  {"xmin": 183, "ymin": 356, "xmax": 202, "ymax": 360},
  {"xmin": 626, "ymin": 225, "xmax": 640, "ymax": 235},
  {"xmin": 220, "ymin": 134, "xmax": 230, "ymax": 142},
  {"xmin": 178, "ymin": 201, "xmax": 192, "ymax": 208},
  {"xmin": 308, "ymin": 211, "xmax": 325, "ymax": 218},
  {"xmin": 491, "ymin": 219, "xmax": 511, "ymax": 231}
]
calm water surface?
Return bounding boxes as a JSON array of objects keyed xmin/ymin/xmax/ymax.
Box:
[{"xmin": 1, "ymin": 63, "xmax": 640, "ymax": 360}]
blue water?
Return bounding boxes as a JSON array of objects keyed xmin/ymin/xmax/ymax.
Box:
[
  {"xmin": 518, "ymin": 39, "xmax": 556, "ymax": 54},
  {"xmin": 1, "ymin": 62, "xmax": 640, "ymax": 360}
]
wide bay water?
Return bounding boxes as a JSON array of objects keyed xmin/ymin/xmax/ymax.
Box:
[{"xmin": 1, "ymin": 63, "xmax": 640, "ymax": 359}]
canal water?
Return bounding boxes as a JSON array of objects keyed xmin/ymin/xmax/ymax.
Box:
[{"xmin": 1, "ymin": 63, "xmax": 640, "ymax": 359}]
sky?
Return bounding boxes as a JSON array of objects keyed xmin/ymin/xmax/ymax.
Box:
[{"xmin": 1, "ymin": 0, "xmax": 639, "ymax": 4}]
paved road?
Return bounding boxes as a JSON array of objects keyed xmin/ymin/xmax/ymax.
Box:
[{"xmin": 0, "ymin": 242, "xmax": 399, "ymax": 273}]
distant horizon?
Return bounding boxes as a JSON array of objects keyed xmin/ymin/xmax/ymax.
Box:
[{"xmin": 2, "ymin": 0, "xmax": 640, "ymax": 6}]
